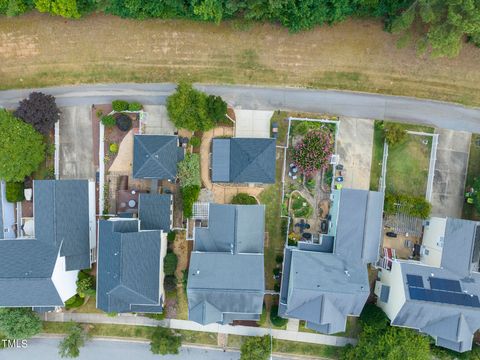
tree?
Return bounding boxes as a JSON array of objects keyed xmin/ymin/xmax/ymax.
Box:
[
  {"xmin": 14, "ymin": 92, "xmax": 60, "ymax": 135},
  {"xmin": 0, "ymin": 110, "xmax": 46, "ymax": 182},
  {"xmin": 177, "ymin": 153, "xmax": 201, "ymax": 188},
  {"xmin": 383, "ymin": 122, "xmax": 407, "ymax": 146},
  {"xmin": 342, "ymin": 304, "xmax": 431, "ymax": 360},
  {"xmin": 166, "ymin": 82, "xmax": 214, "ymax": 131},
  {"xmin": 240, "ymin": 335, "xmax": 271, "ymax": 360},
  {"xmin": 58, "ymin": 322, "xmax": 90, "ymax": 358},
  {"xmin": 0, "ymin": 308, "xmax": 42, "ymax": 339},
  {"xmin": 290, "ymin": 129, "xmax": 334, "ymax": 176},
  {"xmin": 392, "ymin": 0, "xmax": 480, "ymax": 57},
  {"xmin": 206, "ymin": 95, "xmax": 227, "ymax": 123},
  {"xmin": 181, "ymin": 185, "xmax": 200, "ymax": 218},
  {"xmin": 34, "ymin": 0, "xmax": 82, "ymax": 18},
  {"xmin": 231, "ymin": 193, "xmax": 258, "ymax": 205},
  {"xmin": 150, "ymin": 326, "xmax": 181, "ymax": 355},
  {"xmin": 164, "ymin": 252, "xmax": 178, "ymax": 276}
]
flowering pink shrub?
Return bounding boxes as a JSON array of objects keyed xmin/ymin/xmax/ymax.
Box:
[{"xmin": 291, "ymin": 129, "xmax": 334, "ymax": 176}]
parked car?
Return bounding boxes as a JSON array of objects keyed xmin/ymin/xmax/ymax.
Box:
[{"xmin": 386, "ymin": 231, "xmax": 397, "ymax": 238}]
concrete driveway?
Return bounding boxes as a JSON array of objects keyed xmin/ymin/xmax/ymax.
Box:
[
  {"xmin": 58, "ymin": 106, "xmax": 95, "ymax": 180},
  {"xmin": 336, "ymin": 117, "xmax": 374, "ymax": 190},
  {"xmin": 143, "ymin": 105, "xmax": 176, "ymax": 134},
  {"xmin": 430, "ymin": 129, "xmax": 470, "ymax": 218},
  {"xmin": 234, "ymin": 109, "xmax": 273, "ymax": 138}
]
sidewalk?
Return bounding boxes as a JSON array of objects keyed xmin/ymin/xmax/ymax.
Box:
[{"xmin": 44, "ymin": 312, "xmax": 356, "ymax": 347}]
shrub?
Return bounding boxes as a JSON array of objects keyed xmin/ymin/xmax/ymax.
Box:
[
  {"xmin": 273, "ymin": 268, "xmax": 280, "ymax": 276},
  {"xmin": 164, "ymin": 253, "xmax": 178, "ymax": 276},
  {"xmin": 206, "ymin": 95, "xmax": 227, "ymax": 123},
  {"xmin": 181, "ymin": 185, "xmax": 200, "ymax": 218},
  {"xmin": 290, "ymin": 129, "xmax": 334, "ymax": 176},
  {"xmin": 96, "ymin": 109, "xmax": 103, "ymax": 118},
  {"xmin": 112, "ymin": 100, "xmax": 129, "ymax": 112},
  {"xmin": 167, "ymin": 231, "xmax": 176, "ymax": 243},
  {"xmin": 14, "ymin": 92, "xmax": 60, "ymax": 135},
  {"xmin": 76, "ymin": 275, "xmax": 96, "ymax": 298},
  {"xmin": 150, "ymin": 327, "xmax": 181, "ymax": 355},
  {"xmin": 177, "ymin": 154, "xmax": 201, "ymax": 188},
  {"xmin": 189, "ymin": 136, "xmax": 201, "ymax": 148},
  {"xmin": 273, "ymin": 283, "xmax": 280, "ymax": 292},
  {"xmin": 0, "ymin": 110, "xmax": 46, "ymax": 182},
  {"xmin": 231, "ymin": 193, "xmax": 257, "ymax": 205},
  {"xmin": 65, "ymin": 295, "xmax": 85, "ymax": 309},
  {"xmin": 270, "ymin": 305, "xmax": 287, "ymax": 327},
  {"xmin": 101, "ymin": 115, "xmax": 116, "ymax": 127},
  {"xmin": 275, "ymin": 255, "xmax": 283, "ymax": 264},
  {"xmin": 107, "ymin": 312, "xmax": 117, "ymax": 317},
  {"xmin": 164, "ymin": 275, "xmax": 177, "ymax": 291},
  {"xmin": 6, "ymin": 182, "xmax": 25, "ymax": 202},
  {"xmin": 383, "ymin": 122, "xmax": 407, "ymax": 146},
  {"xmin": 115, "ymin": 113, "xmax": 132, "ymax": 131},
  {"xmin": 109, "ymin": 143, "xmax": 119, "ymax": 153},
  {"xmin": 128, "ymin": 102, "xmax": 143, "ymax": 111},
  {"xmin": 0, "ymin": 308, "xmax": 42, "ymax": 339},
  {"xmin": 384, "ymin": 193, "xmax": 431, "ymax": 219}
]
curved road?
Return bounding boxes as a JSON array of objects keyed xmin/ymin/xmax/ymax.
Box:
[{"xmin": 0, "ymin": 84, "xmax": 479, "ymax": 132}]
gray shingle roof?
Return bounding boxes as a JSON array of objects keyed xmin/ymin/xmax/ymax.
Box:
[
  {"xmin": 0, "ymin": 180, "xmax": 91, "ymax": 308},
  {"xmin": 138, "ymin": 194, "xmax": 172, "ymax": 232},
  {"xmin": 187, "ymin": 204, "xmax": 265, "ymax": 325},
  {"xmin": 133, "ymin": 135, "xmax": 183, "ymax": 180},
  {"xmin": 97, "ymin": 219, "xmax": 163, "ymax": 313},
  {"xmin": 279, "ymin": 188, "xmax": 384, "ymax": 333},
  {"xmin": 211, "ymin": 138, "xmax": 276, "ymax": 184}
]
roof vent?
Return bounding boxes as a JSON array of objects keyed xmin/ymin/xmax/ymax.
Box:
[
  {"xmin": 193, "ymin": 269, "xmax": 200, "ymax": 276},
  {"xmin": 345, "ymin": 270, "xmax": 350, "ymax": 277}
]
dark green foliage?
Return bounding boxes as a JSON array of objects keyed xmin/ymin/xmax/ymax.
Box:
[
  {"xmin": 115, "ymin": 113, "xmax": 132, "ymax": 131},
  {"xmin": 273, "ymin": 283, "xmax": 281, "ymax": 292},
  {"xmin": 65, "ymin": 295, "xmax": 85, "ymax": 309},
  {"xmin": 189, "ymin": 136, "xmax": 201, "ymax": 148},
  {"xmin": 273, "ymin": 268, "xmax": 280, "ymax": 276},
  {"xmin": 14, "ymin": 92, "xmax": 60, "ymax": 135},
  {"xmin": 167, "ymin": 82, "xmax": 214, "ymax": 132},
  {"xmin": 177, "ymin": 153, "xmax": 201, "ymax": 188},
  {"xmin": 150, "ymin": 327, "xmax": 181, "ymax": 355},
  {"xmin": 145, "ymin": 312, "xmax": 165, "ymax": 320},
  {"xmin": 6, "ymin": 181, "xmax": 25, "ymax": 202},
  {"xmin": 384, "ymin": 192, "xmax": 432, "ymax": 219},
  {"xmin": 275, "ymin": 255, "xmax": 283, "ymax": 263},
  {"xmin": 164, "ymin": 253, "xmax": 178, "ymax": 276},
  {"xmin": 181, "ymin": 185, "xmax": 200, "ymax": 218},
  {"xmin": 167, "ymin": 231, "xmax": 176, "ymax": 242},
  {"xmin": 0, "ymin": 109, "xmax": 46, "ymax": 182},
  {"xmin": 231, "ymin": 193, "xmax": 258, "ymax": 205},
  {"xmin": 1, "ymin": 0, "xmax": 34, "ymax": 16},
  {"xmin": 206, "ymin": 95, "xmax": 227, "ymax": 123},
  {"xmin": 101, "ymin": 115, "xmax": 116, "ymax": 127},
  {"xmin": 269, "ymin": 305, "xmax": 287, "ymax": 327},
  {"xmin": 112, "ymin": 100, "xmax": 129, "ymax": 112},
  {"xmin": 128, "ymin": 101, "xmax": 142, "ymax": 111},
  {"xmin": 383, "ymin": 122, "xmax": 407, "ymax": 146},
  {"xmin": 76, "ymin": 271, "xmax": 96, "ymax": 298},
  {"xmin": 0, "ymin": 308, "xmax": 42, "ymax": 339},
  {"xmin": 342, "ymin": 304, "xmax": 431, "ymax": 360},
  {"xmin": 240, "ymin": 335, "xmax": 271, "ymax": 360},
  {"xmin": 164, "ymin": 275, "xmax": 177, "ymax": 291},
  {"xmin": 472, "ymin": 178, "xmax": 480, "ymax": 213},
  {"xmin": 58, "ymin": 322, "xmax": 90, "ymax": 358}
]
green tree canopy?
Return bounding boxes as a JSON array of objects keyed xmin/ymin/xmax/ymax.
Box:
[
  {"xmin": 393, "ymin": 0, "xmax": 480, "ymax": 57},
  {"xmin": 342, "ymin": 304, "xmax": 431, "ymax": 360},
  {"xmin": 206, "ymin": 95, "xmax": 227, "ymax": 124},
  {"xmin": 0, "ymin": 308, "xmax": 42, "ymax": 339},
  {"xmin": 58, "ymin": 322, "xmax": 90, "ymax": 358},
  {"xmin": 150, "ymin": 326, "xmax": 181, "ymax": 355},
  {"xmin": 166, "ymin": 82, "xmax": 213, "ymax": 131},
  {"xmin": 0, "ymin": 109, "xmax": 46, "ymax": 182},
  {"xmin": 240, "ymin": 335, "xmax": 271, "ymax": 360},
  {"xmin": 383, "ymin": 122, "xmax": 407, "ymax": 146}
]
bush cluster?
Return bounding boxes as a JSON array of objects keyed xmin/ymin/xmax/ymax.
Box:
[
  {"xmin": 231, "ymin": 193, "xmax": 257, "ymax": 205},
  {"xmin": 181, "ymin": 185, "xmax": 200, "ymax": 218},
  {"xmin": 6, "ymin": 182, "xmax": 25, "ymax": 202},
  {"xmin": 112, "ymin": 100, "xmax": 129, "ymax": 112},
  {"xmin": 101, "ymin": 115, "xmax": 116, "ymax": 127}
]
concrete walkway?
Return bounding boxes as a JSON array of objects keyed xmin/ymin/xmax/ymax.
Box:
[{"xmin": 44, "ymin": 312, "xmax": 356, "ymax": 347}]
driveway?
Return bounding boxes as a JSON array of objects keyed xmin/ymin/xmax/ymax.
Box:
[
  {"xmin": 143, "ymin": 105, "xmax": 176, "ymax": 135},
  {"xmin": 234, "ymin": 109, "xmax": 273, "ymax": 138},
  {"xmin": 430, "ymin": 129, "xmax": 470, "ymax": 218},
  {"xmin": 336, "ymin": 117, "xmax": 374, "ymax": 190},
  {"xmin": 58, "ymin": 106, "xmax": 95, "ymax": 180}
]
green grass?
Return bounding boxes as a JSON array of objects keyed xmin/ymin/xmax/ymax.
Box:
[
  {"xmin": 42, "ymin": 322, "xmax": 217, "ymax": 345},
  {"xmin": 71, "ymin": 296, "xmax": 104, "ymax": 314},
  {"xmin": 228, "ymin": 335, "xmax": 341, "ymax": 359},
  {"xmin": 370, "ymin": 121, "xmax": 385, "ymax": 191},
  {"xmin": 290, "ymin": 193, "xmax": 313, "ymax": 218},
  {"xmin": 463, "ymin": 134, "xmax": 480, "ymax": 220},
  {"xmin": 299, "ymin": 318, "xmax": 361, "ymax": 338}
]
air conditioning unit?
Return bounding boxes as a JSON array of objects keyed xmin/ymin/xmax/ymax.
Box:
[{"xmin": 330, "ymin": 154, "xmax": 339, "ymax": 165}]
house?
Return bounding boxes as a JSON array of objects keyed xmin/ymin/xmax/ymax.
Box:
[
  {"xmin": 132, "ymin": 135, "xmax": 184, "ymax": 181},
  {"xmin": 0, "ymin": 180, "xmax": 95, "ymax": 309},
  {"xmin": 187, "ymin": 204, "xmax": 265, "ymax": 325},
  {"xmin": 279, "ymin": 188, "xmax": 384, "ymax": 333},
  {"xmin": 375, "ymin": 217, "xmax": 480, "ymax": 352},
  {"xmin": 96, "ymin": 194, "xmax": 172, "ymax": 313},
  {"xmin": 211, "ymin": 138, "xmax": 276, "ymax": 184}
]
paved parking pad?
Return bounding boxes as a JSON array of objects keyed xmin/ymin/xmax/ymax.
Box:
[
  {"xmin": 143, "ymin": 105, "xmax": 176, "ymax": 135},
  {"xmin": 336, "ymin": 117, "xmax": 374, "ymax": 190},
  {"xmin": 58, "ymin": 106, "xmax": 95, "ymax": 180},
  {"xmin": 430, "ymin": 129, "xmax": 470, "ymax": 218}
]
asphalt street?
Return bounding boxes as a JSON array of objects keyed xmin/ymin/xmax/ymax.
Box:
[{"xmin": 0, "ymin": 84, "xmax": 479, "ymax": 132}]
